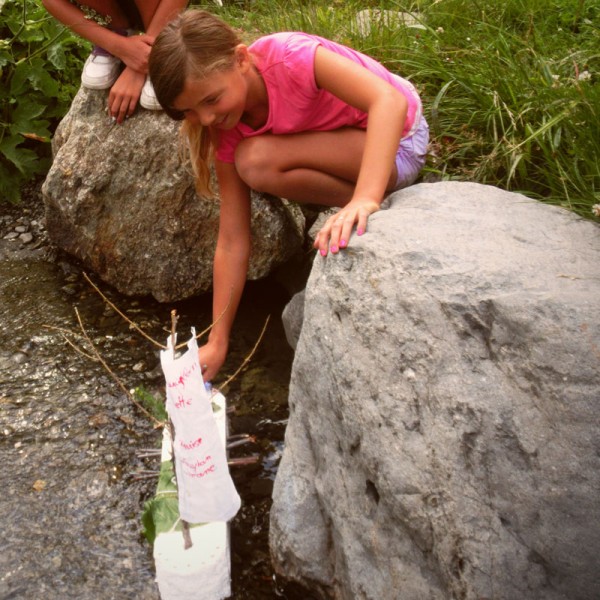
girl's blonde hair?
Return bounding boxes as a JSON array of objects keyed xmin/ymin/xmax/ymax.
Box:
[{"xmin": 149, "ymin": 10, "xmax": 242, "ymax": 196}]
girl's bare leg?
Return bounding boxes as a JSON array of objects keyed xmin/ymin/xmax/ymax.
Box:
[
  {"xmin": 72, "ymin": 1, "xmax": 130, "ymax": 28},
  {"xmin": 73, "ymin": 0, "xmax": 175, "ymax": 31},
  {"xmin": 133, "ymin": 0, "xmax": 188, "ymax": 35},
  {"xmin": 132, "ymin": 0, "xmax": 162, "ymax": 30},
  {"xmin": 234, "ymin": 128, "xmax": 398, "ymax": 207}
]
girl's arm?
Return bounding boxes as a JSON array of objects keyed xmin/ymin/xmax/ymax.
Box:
[
  {"xmin": 42, "ymin": 0, "xmax": 186, "ymax": 70},
  {"xmin": 108, "ymin": 0, "xmax": 187, "ymax": 123},
  {"xmin": 312, "ymin": 47, "xmax": 409, "ymax": 254},
  {"xmin": 41, "ymin": 0, "xmax": 144, "ymax": 63},
  {"xmin": 143, "ymin": 0, "xmax": 188, "ymax": 38},
  {"xmin": 199, "ymin": 160, "xmax": 252, "ymax": 382}
]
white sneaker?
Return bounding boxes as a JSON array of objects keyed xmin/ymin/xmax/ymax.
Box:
[
  {"xmin": 81, "ymin": 49, "xmax": 121, "ymax": 90},
  {"xmin": 140, "ymin": 77, "xmax": 162, "ymax": 110}
]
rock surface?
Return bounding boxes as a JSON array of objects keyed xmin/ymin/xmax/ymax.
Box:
[
  {"xmin": 42, "ymin": 88, "xmax": 304, "ymax": 302},
  {"xmin": 271, "ymin": 182, "xmax": 600, "ymax": 600}
]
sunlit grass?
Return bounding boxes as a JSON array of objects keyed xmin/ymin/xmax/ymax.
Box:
[{"xmin": 192, "ymin": 0, "xmax": 599, "ymax": 219}]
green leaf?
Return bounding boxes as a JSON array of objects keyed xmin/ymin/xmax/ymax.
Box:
[
  {"xmin": 0, "ymin": 48, "xmax": 11, "ymax": 69},
  {"xmin": 0, "ymin": 162, "xmax": 23, "ymax": 204},
  {"xmin": 47, "ymin": 42, "xmax": 67, "ymax": 70},
  {"xmin": 27, "ymin": 58, "xmax": 60, "ymax": 96},
  {"xmin": 0, "ymin": 134, "xmax": 40, "ymax": 175},
  {"xmin": 7, "ymin": 98, "xmax": 52, "ymax": 140},
  {"xmin": 11, "ymin": 59, "xmax": 60, "ymax": 97},
  {"xmin": 9, "ymin": 62, "xmax": 31, "ymax": 96},
  {"xmin": 10, "ymin": 97, "xmax": 46, "ymax": 124},
  {"xmin": 15, "ymin": 21, "xmax": 45, "ymax": 44}
]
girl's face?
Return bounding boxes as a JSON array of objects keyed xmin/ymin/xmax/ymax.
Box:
[{"xmin": 172, "ymin": 49, "xmax": 251, "ymax": 130}]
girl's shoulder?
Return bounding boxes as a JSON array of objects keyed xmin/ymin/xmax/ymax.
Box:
[{"xmin": 250, "ymin": 32, "xmax": 323, "ymax": 61}]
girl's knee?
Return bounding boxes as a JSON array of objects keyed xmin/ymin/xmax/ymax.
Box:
[{"xmin": 234, "ymin": 137, "xmax": 273, "ymax": 191}]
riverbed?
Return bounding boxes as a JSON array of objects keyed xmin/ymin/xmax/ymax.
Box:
[{"xmin": 0, "ymin": 182, "xmax": 314, "ymax": 599}]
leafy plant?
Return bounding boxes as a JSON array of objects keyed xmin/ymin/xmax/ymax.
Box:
[
  {"xmin": 0, "ymin": 0, "xmax": 89, "ymax": 203},
  {"xmin": 133, "ymin": 385, "xmax": 168, "ymax": 422}
]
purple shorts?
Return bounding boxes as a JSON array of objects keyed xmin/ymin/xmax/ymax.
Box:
[{"xmin": 394, "ymin": 117, "xmax": 429, "ymax": 190}]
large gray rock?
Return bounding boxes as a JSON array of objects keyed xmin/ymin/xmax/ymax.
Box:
[
  {"xmin": 42, "ymin": 88, "xmax": 304, "ymax": 302},
  {"xmin": 272, "ymin": 182, "xmax": 600, "ymax": 600}
]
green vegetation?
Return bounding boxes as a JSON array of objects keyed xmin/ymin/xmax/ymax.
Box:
[
  {"xmin": 3, "ymin": 0, "xmax": 598, "ymax": 218},
  {"xmin": 133, "ymin": 385, "xmax": 168, "ymax": 422},
  {"xmin": 0, "ymin": 0, "xmax": 89, "ymax": 203}
]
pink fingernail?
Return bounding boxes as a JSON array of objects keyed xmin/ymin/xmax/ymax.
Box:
[
  {"xmin": 320, "ymin": 249, "xmax": 327, "ymax": 257},
  {"xmin": 357, "ymin": 228, "xmax": 364, "ymax": 236},
  {"xmin": 340, "ymin": 239, "xmax": 347, "ymax": 248},
  {"xmin": 331, "ymin": 245, "xmax": 338, "ymax": 253}
]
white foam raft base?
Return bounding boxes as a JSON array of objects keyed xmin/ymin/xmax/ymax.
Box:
[{"xmin": 154, "ymin": 390, "xmax": 232, "ymax": 600}]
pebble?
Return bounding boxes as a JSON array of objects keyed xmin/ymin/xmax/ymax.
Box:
[
  {"xmin": 61, "ymin": 284, "xmax": 79, "ymax": 296},
  {"xmin": 12, "ymin": 352, "xmax": 29, "ymax": 364},
  {"xmin": 1, "ymin": 208, "xmax": 47, "ymax": 252}
]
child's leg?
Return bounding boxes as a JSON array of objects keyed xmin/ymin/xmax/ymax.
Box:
[
  {"xmin": 132, "ymin": 0, "xmax": 163, "ymax": 30},
  {"xmin": 133, "ymin": 0, "xmax": 188, "ymax": 33},
  {"xmin": 235, "ymin": 128, "xmax": 398, "ymax": 208},
  {"xmin": 66, "ymin": 1, "xmax": 131, "ymax": 90},
  {"xmin": 72, "ymin": 1, "xmax": 131, "ymax": 29}
]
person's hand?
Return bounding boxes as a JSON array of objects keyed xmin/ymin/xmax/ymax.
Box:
[
  {"xmin": 313, "ymin": 197, "xmax": 380, "ymax": 256},
  {"xmin": 117, "ymin": 34, "xmax": 154, "ymax": 73},
  {"xmin": 108, "ymin": 67, "xmax": 145, "ymax": 123},
  {"xmin": 198, "ymin": 339, "xmax": 228, "ymax": 383}
]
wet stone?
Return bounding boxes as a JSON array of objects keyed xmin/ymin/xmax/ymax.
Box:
[
  {"xmin": 19, "ymin": 232, "xmax": 34, "ymax": 244},
  {"xmin": 11, "ymin": 351, "xmax": 29, "ymax": 364},
  {"xmin": 61, "ymin": 284, "xmax": 79, "ymax": 296}
]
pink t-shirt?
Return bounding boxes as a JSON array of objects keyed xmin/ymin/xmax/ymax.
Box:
[{"xmin": 215, "ymin": 32, "xmax": 422, "ymax": 163}]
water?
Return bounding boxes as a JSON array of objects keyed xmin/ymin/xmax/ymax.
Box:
[{"xmin": 0, "ymin": 202, "xmax": 314, "ymax": 599}]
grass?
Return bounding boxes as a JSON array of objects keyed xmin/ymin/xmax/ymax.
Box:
[{"xmin": 193, "ymin": 0, "xmax": 599, "ymax": 219}]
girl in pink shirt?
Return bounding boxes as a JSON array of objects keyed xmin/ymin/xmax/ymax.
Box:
[{"xmin": 149, "ymin": 9, "xmax": 428, "ymax": 380}]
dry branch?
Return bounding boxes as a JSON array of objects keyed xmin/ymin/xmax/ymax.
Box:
[
  {"xmin": 72, "ymin": 307, "xmax": 163, "ymax": 428},
  {"xmin": 219, "ymin": 316, "xmax": 270, "ymax": 390}
]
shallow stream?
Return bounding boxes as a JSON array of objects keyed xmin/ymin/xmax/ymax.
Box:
[{"xmin": 0, "ymin": 191, "xmax": 313, "ymax": 599}]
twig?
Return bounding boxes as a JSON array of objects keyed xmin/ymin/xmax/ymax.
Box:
[
  {"xmin": 227, "ymin": 436, "xmax": 256, "ymax": 450},
  {"xmin": 83, "ymin": 271, "xmax": 231, "ymax": 351},
  {"xmin": 227, "ymin": 433, "xmax": 253, "ymax": 442},
  {"xmin": 174, "ymin": 287, "xmax": 234, "ymax": 351},
  {"xmin": 57, "ymin": 332, "xmax": 97, "ymax": 361},
  {"xmin": 182, "ymin": 521, "xmax": 193, "ymax": 550},
  {"xmin": 228, "ymin": 455, "xmax": 261, "ymax": 467},
  {"xmin": 219, "ymin": 316, "xmax": 270, "ymax": 390},
  {"xmin": 73, "ymin": 307, "xmax": 163, "ymax": 428},
  {"xmin": 44, "ymin": 324, "xmax": 97, "ymax": 361},
  {"xmin": 137, "ymin": 451, "xmax": 162, "ymax": 459},
  {"xmin": 83, "ymin": 272, "xmax": 166, "ymax": 350},
  {"xmin": 170, "ymin": 309, "xmax": 179, "ymax": 356}
]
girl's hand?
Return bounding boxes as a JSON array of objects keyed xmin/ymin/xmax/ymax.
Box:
[
  {"xmin": 117, "ymin": 34, "xmax": 154, "ymax": 73},
  {"xmin": 108, "ymin": 67, "xmax": 145, "ymax": 123},
  {"xmin": 198, "ymin": 339, "xmax": 228, "ymax": 384},
  {"xmin": 313, "ymin": 197, "xmax": 380, "ymax": 256}
]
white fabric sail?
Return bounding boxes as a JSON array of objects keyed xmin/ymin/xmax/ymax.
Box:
[{"xmin": 160, "ymin": 329, "xmax": 240, "ymax": 523}]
